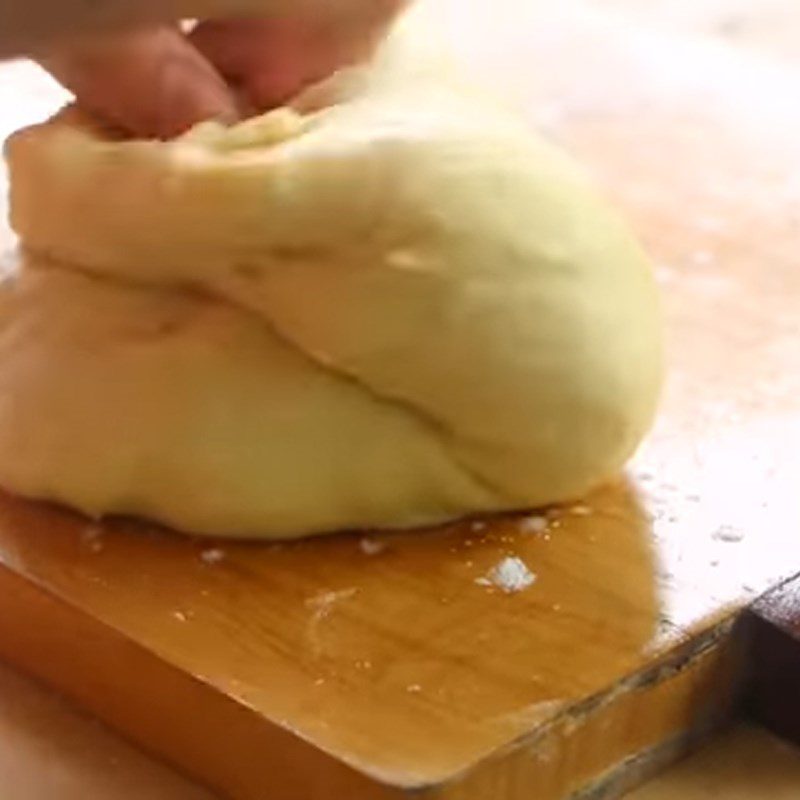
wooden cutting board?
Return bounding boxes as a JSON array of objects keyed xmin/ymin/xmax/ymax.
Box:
[{"xmin": 0, "ymin": 1, "xmax": 799, "ymax": 798}]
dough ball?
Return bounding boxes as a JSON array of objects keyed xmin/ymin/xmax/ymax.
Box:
[{"xmin": 0, "ymin": 59, "xmax": 661, "ymax": 539}]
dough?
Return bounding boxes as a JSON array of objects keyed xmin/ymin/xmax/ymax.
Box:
[{"xmin": 0, "ymin": 38, "xmax": 662, "ymax": 539}]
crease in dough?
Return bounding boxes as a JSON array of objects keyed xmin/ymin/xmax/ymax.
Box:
[{"xmin": 18, "ymin": 249, "xmax": 520, "ymax": 506}]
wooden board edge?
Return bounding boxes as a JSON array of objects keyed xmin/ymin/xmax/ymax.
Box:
[
  {"xmin": 0, "ymin": 563, "xmax": 403, "ymax": 800},
  {"xmin": 422, "ymin": 618, "xmax": 749, "ymax": 799},
  {"xmin": 0, "ymin": 555, "xmax": 761, "ymax": 800}
]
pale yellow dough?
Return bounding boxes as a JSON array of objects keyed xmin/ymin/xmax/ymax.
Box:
[{"xmin": 0, "ymin": 39, "xmax": 662, "ymax": 539}]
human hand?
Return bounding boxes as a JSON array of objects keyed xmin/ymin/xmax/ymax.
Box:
[{"xmin": 38, "ymin": 1, "xmax": 406, "ymax": 139}]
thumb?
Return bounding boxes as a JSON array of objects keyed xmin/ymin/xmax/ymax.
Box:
[{"xmin": 39, "ymin": 26, "xmax": 238, "ymax": 139}]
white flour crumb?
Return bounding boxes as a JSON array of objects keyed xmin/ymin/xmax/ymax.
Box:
[
  {"xmin": 474, "ymin": 577, "xmax": 493, "ymax": 587},
  {"xmin": 713, "ymin": 525, "xmax": 744, "ymax": 543},
  {"xmin": 306, "ymin": 588, "xmax": 358, "ymax": 619},
  {"xmin": 406, "ymin": 684, "xmax": 422, "ymax": 694},
  {"xmin": 314, "ymin": 678, "xmax": 326, "ymax": 686},
  {"xmin": 200, "ymin": 548, "xmax": 226, "ymax": 564},
  {"xmin": 172, "ymin": 610, "xmax": 188, "ymax": 622},
  {"xmin": 81, "ymin": 524, "xmax": 102, "ymax": 541},
  {"xmin": 81, "ymin": 525, "xmax": 104, "ymax": 552},
  {"xmin": 481, "ymin": 556, "xmax": 537, "ymax": 594},
  {"xmin": 359, "ymin": 538, "xmax": 386, "ymax": 556},
  {"xmin": 520, "ymin": 515, "xmax": 548, "ymax": 534},
  {"xmin": 470, "ymin": 520, "xmax": 487, "ymax": 533},
  {"xmin": 570, "ymin": 505, "xmax": 592, "ymax": 517}
]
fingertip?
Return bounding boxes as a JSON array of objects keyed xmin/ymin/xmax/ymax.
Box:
[
  {"xmin": 153, "ymin": 42, "xmax": 239, "ymax": 137},
  {"xmin": 40, "ymin": 27, "xmax": 238, "ymax": 139}
]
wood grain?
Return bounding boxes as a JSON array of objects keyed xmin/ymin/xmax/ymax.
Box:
[{"xmin": 0, "ymin": 1, "xmax": 798, "ymax": 798}]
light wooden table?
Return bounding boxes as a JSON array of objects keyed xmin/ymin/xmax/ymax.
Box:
[
  {"xmin": 0, "ymin": 1, "xmax": 799, "ymax": 798},
  {"xmin": 629, "ymin": 724, "xmax": 800, "ymax": 800},
  {"xmin": 0, "ymin": 660, "xmax": 214, "ymax": 800}
]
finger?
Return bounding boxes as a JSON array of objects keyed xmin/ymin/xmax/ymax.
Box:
[
  {"xmin": 0, "ymin": 0, "xmax": 408, "ymax": 57},
  {"xmin": 39, "ymin": 26, "xmax": 238, "ymax": 139},
  {"xmin": 190, "ymin": 2, "xmax": 406, "ymax": 112},
  {"xmin": 190, "ymin": 18, "xmax": 324, "ymax": 109}
]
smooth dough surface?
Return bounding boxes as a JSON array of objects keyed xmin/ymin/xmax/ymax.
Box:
[{"xmin": 0, "ymin": 34, "xmax": 662, "ymax": 539}]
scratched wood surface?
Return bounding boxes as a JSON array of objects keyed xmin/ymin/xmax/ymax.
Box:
[{"xmin": 0, "ymin": 1, "xmax": 799, "ymax": 798}]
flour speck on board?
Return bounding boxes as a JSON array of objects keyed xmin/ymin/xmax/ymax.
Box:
[
  {"xmin": 478, "ymin": 556, "xmax": 537, "ymax": 594},
  {"xmin": 306, "ymin": 588, "xmax": 358, "ymax": 619},
  {"xmin": 200, "ymin": 548, "xmax": 226, "ymax": 564},
  {"xmin": 570, "ymin": 505, "xmax": 592, "ymax": 517},
  {"xmin": 359, "ymin": 537, "xmax": 386, "ymax": 556},
  {"xmin": 81, "ymin": 524, "xmax": 102, "ymax": 541},
  {"xmin": 80, "ymin": 524, "xmax": 104, "ymax": 553},
  {"xmin": 306, "ymin": 588, "xmax": 357, "ymax": 658},
  {"xmin": 519, "ymin": 515, "xmax": 548, "ymax": 534}
]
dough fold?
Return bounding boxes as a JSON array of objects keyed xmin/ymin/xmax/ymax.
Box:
[{"xmin": 0, "ymin": 48, "xmax": 661, "ymax": 538}]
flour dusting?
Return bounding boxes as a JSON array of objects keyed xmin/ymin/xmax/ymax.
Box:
[{"xmin": 478, "ymin": 556, "xmax": 537, "ymax": 594}]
